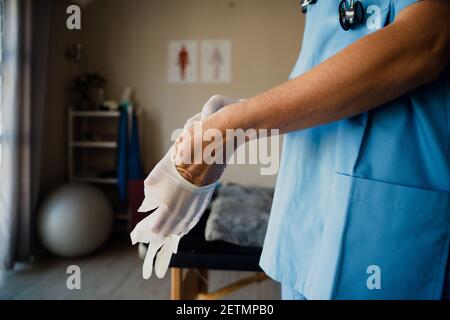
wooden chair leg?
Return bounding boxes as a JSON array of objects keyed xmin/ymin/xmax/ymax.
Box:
[
  {"xmin": 171, "ymin": 268, "xmax": 182, "ymax": 300},
  {"xmin": 171, "ymin": 268, "xmax": 209, "ymax": 300},
  {"xmin": 197, "ymin": 269, "xmax": 208, "ymax": 294}
]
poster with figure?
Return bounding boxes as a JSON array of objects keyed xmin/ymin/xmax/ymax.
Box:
[
  {"xmin": 168, "ymin": 40, "xmax": 198, "ymax": 83},
  {"xmin": 201, "ymin": 40, "xmax": 231, "ymax": 83}
]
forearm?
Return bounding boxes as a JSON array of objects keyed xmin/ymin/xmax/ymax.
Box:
[{"xmin": 207, "ymin": 1, "xmax": 450, "ymax": 135}]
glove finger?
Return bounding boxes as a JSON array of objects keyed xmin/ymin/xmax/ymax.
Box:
[
  {"xmin": 130, "ymin": 219, "xmax": 159, "ymax": 244},
  {"xmin": 139, "ymin": 165, "xmax": 170, "ymax": 212},
  {"xmin": 170, "ymin": 235, "xmax": 181, "ymax": 254},
  {"xmin": 130, "ymin": 227, "xmax": 144, "ymax": 245},
  {"xmin": 155, "ymin": 236, "xmax": 181, "ymax": 278},
  {"xmin": 143, "ymin": 238, "xmax": 164, "ymax": 279},
  {"xmin": 130, "ymin": 205, "xmax": 168, "ymax": 244},
  {"xmin": 154, "ymin": 246, "xmax": 173, "ymax": 279},
  {"xmin": 137, "ymin": 197, "xmax": 160, "ymax": 212}
]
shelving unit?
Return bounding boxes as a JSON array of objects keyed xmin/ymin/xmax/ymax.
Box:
[{"xmin": 67, "ymin": 108, "xmax": 130, "ymax": 232}]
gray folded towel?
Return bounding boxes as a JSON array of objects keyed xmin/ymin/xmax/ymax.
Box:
[{"xmin": 205, "ymin": 183, "xmax": 274, "ymax": 247}]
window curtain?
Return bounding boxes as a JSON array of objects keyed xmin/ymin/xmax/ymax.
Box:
[{"xmin": 0, "ymin": 0, "xmax": 51, "ymax": 269}]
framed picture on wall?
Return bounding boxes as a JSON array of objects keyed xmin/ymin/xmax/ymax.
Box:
[
  {"xmin": 200, "ymin": 40, "xmax": 232, "ymax": 84},
  {"xmin": 167, "ymin": 40, "xmax": 198, "ymax": 84}
]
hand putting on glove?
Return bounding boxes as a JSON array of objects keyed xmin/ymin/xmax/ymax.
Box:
[{"xmin": 130, "ymin": 95, "xmax": 240, "ymax": 279}]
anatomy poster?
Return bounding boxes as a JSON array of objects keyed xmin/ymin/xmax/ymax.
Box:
[
  {"xmin": 200, "ymin": 40, "xmax": 232, "ymax": 83},
  {"xmin": 168, "ymin": 40, "xmax": 198, "ymax": 83}
]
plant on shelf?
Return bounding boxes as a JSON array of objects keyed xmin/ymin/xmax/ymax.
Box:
[{"xmin": 72, "ymin": 72, "xmax": 107, "ymax": 110}]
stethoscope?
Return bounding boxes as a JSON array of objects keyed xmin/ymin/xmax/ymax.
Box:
[{"xmin": 301, "ymin": 0, "xmax": 365, "ymax": 31}]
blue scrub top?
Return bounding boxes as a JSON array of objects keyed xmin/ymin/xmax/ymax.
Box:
[{"xmin": 260, "ymin": 0, "xmax": 450, "ymax": 299}]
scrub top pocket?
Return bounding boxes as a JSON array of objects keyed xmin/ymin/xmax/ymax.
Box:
[{"xmin": 331, "ymin": 173, "xmax": 450, "ymax": 299}]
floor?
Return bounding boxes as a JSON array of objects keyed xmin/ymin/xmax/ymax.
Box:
[{"xmin": 0, "ymin": 237, "xmax": 280, "ymax": 300}]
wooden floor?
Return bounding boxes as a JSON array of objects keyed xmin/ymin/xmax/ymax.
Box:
[{"xmin": 0, "ymin": 237, "xmax": 280, "ymax": 300}]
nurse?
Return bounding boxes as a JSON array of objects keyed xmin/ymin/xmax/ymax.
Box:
[{"xmin": 174, "ymin": 0, "xmax": 450, "ymax": 299}]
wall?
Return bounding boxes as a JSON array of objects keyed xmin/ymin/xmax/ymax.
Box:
[
  {"xmin": 42, "ymin": 0, "xmax": 305, "ymax": 190},
  {"xmin": 40, "ymin": 0, "xmax": 83, "ymax": 196}
]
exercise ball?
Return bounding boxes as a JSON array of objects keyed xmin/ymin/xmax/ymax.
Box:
[{"xmin": 38, "ymin": 183, "xmax": 114, "ymax": 257}]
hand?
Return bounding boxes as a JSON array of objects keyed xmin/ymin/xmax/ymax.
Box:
[
  {"xmin": 129, "ymin": 95, "xmax": 240, "ymax": 279},
  {"xmin": 174, "ymin": 95, "xmax": 240, "ymax": 186}
]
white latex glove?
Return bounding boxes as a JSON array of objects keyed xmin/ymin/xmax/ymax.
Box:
[
  {"xmin": 200, "ymin": 95, "xmax": 243, "ymax": 119},
  {"xmin": 130, "ymin": 95, "xmax": 240, "ymax": 279}
]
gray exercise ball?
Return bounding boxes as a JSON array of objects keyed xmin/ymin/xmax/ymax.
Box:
[{"xmin": 38, "ymin": 183, "xmax": 114, "ymax": 257}]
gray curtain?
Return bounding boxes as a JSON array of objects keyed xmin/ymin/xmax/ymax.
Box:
[{"xmin": 0, "ymin": 0, "xmax": 51, "ymax": 269}]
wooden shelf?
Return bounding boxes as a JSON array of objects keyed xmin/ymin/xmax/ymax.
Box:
[
  {"xmin": 71, "ymin": 110, "xmax": 120, "ymax": 118},
  {"xmin": 72, "ymin": 176, "xmax": 118, "ymax": 184},
  {"xmin": 72, "ymin": 141, "xmax": 117, "ymax": 148}
]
